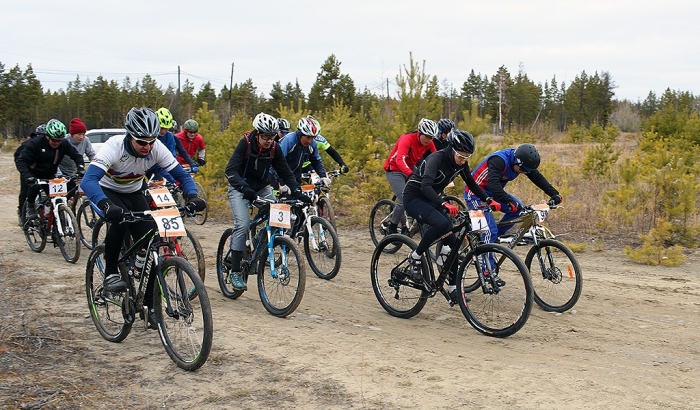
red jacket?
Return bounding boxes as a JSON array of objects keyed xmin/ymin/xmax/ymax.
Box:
[
  {"xmin": 175, "ymin": 131, "xmax": 206, "ymax": 165},
  {"xmin": 383, "ymin": 131, "xmax": 436, "ymax": 176}
]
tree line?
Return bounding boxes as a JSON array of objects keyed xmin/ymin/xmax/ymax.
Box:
[{"xmin": 2, "ymin": 53, "xmax": 696, "ymax": 138}]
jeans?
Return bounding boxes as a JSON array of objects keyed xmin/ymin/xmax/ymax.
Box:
[
  {"xmin": 386, "ymin": 171, "xmax": 408, "ymax": 225},
  {"xmin": 227, "ymin": 185, "xmax": 274, "ymax": 252}
]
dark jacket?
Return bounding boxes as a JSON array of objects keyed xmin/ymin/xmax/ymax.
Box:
[{"xmin": 16, "ymin": 136, "xmax": 84, "ymax": 180}]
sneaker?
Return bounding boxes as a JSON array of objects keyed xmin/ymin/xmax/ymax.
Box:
[
  {"xmin": 485, "ymin": 271, "xmax": 506, "ymax": 287},
  {"xmin": 147, "ymin": 309, "xmax": 158, "ymax": 330},
  {"xmin": 406, "ymin": 253, "xmax": 423, "ymax": 282},
  {"xmin": 26, "ymin": 205, "xmax": 38, "ymax": 220},
  {"xmin": 104, "ymin": 274, "xmax": 127, "ymax": 292},
  {"xmin": 449, "ymin": 289, "xmax": 471, "ymax": 304},
  {"xmin": 229, "ymin": 271, "xmax": 247, "ymax": 291},
  {"xmin": 386, "ymin": 224, "xmax": 398, "ymax": 235}
]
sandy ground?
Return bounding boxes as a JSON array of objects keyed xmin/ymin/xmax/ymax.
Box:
[{"xmin": 1, "ymin": 149, "xmax": 699, "ymax": 409}]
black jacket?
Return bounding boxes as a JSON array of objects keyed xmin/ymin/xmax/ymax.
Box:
[{"xmin": 16, "ymin": 136, "xmax": 84, "ymax": 180}]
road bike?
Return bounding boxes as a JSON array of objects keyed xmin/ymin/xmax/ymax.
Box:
[
  {"xmin": 496, "ymin": 201, "xmax": 582, "ymax": 312},
  {"xmin": 23, "ymin": 176, "xmax": 81, "ymax": 263},
  {"xmin": 216, "ymin": 197, "xmax": 306, "ymax": 317},
  {"xmin": 369, "ymin": 193, "xmax": 466, "ymax": 253},
  {"xmin": 284, "ymin": 182, "xmax": 342, "ymax": 280},
  {"xmin": 371, "ymin": 208, "xmax": 533, "ymax": 338},
  {"xmin": 85, "ymin": 206, "xmax": 213, "ymax": 371},
  {"xmin": 300, "ymin": 169, "xmax": 342, "ymax": 229}
]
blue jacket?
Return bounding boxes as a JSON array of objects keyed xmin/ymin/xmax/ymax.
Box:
[{"xmin": 277, "ymin": 131, "xmax": 327, "ymax": 180}]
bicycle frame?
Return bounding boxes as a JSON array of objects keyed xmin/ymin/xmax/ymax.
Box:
[{"xmin": 36, "ymin": 178, "xmax": 76, "ymax": 240}]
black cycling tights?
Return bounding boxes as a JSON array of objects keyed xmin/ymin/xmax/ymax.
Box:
[{"xmin": 403, "ymin": 195, "xmax": 458, "ymax": 255}]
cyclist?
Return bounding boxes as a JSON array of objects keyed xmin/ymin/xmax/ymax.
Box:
[
  {"xmin": 150, "ymin": 108, "xmax": 198, "ymax": 181},
  {"xmin": 224, "ymin": 112, "xmax": 311, "ymax": 291},
  {"xmin": 402, "ymin": 129, "xmax": 497, "ymax": 298},
  {"xmin": 434, "ymin": 118, "xmax": 455, "ymax": 151},
  {"xmin": 464, "ymin": 143, "xmax": 562, "ymax": 246},
  {"xmin": 382, "ymin": 118, "xmax": 438, "ymax": 235},
  {"xmin": 58, "ymin": 118, "xmax": 96, "ymax": 197},
  {"xmin": 277, "ymin": 117, "xmax": 291, "ymax": 141},
  {"xmin": 273, "ymin": 115, "xmax": 332, "ymax": 193},
  {"xmin": 16, "ymin": 119, "xmax": 85, "ymax": 221},
  {"xmin": 15, "ymin": 124, "xmax": 46, "ymax": 223},
  {"xmin": 175, "ymin": 119, "xmax": 206, "ymax": 167},
  {"xmin": 299, "ymin": 117, "xmax": 350, "ymax": 175},
  {"xmin": 80, "ymin": 107, "xmax": 206, "ymax": 329}
]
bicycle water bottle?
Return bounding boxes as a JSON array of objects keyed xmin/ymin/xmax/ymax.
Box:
[
  {"xmin": 437, "ymin": 245, "xmax": 451, "ymax": 268},
  {"xmin": 133, "ymin": 249, "xmax": 147, "ymax": 278}
]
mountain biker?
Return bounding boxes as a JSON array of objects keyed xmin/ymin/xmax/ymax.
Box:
[
  {"xmin": 434, "ymin": 118, "xmax": 455, "ymax": 151},
  {"xmin": 464, "ymin": 143, "xmax": 562, "ymax": 245},
  {"xmin": 273, "ymin": 115, "xmax": 332, "ymax": 193},
  {"xmin": 15, "ymin": 124, "xmax": 46, "ymax": 223},
  {"xmin": 299, "ymin": 117, "xmax": 350, "ymax": 175},
  {"xmin": 224, "ymin": 112, "xmax": 311, "ymax": 291},
  {"xmin": 80, "ymin": 107, "xmax": 206, "ymax": 329},
  {"xmin": 175, "ymin": 119, "xmax": 206, "ymax": 167},
  {"xmin": 58, "ymin": 118, "xmax": 96, "ymax": 197},
  {"xmin": 277, "ymin": 118, "xmax": 291, "ymax": 141},
  {"xmin": 150, "ymin": 108, "xmax": 198, "ymax": 181},
  {"xmin": 403, "ymin": 129, "xmax": 496, "ymax": 298},
  {"xmin": 382, "ymin": 118, "xmax": 438, "ymax": 235},
  {"xmin": 16, "ymin": 119, "xmax": 85, "ymax": 221}
]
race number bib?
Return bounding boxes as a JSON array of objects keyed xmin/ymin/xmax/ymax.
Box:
[
  {"xmin": 300, "ymin": 184, "xmax": 317, "ymax": 202},
  {"xmin": 49, "ymin": 178, "xmax": 68, "ymax": 197},
  {"xmin": 469, "ymin": 210, "xmax": 488, "ymax": 232},
  {"xmin": 148, "ymin": 187, "xmax": 177, "ymax": 208},
  {"xmin": 269, "ymin": 204, "xmax": 291, "ymax": 229},
  {"xmin": 532, "ymin": 203, "xmax": 550, "ymax": 225},
  {"xmin": 152, "ymin": 208, "xmax": 186, "ymax": 237}
]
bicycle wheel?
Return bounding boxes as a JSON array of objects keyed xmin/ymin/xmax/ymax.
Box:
[
  {"xmin": 370, "ymin": 234, "xmax": 429, "ymax": 318},
  {"xmin": 457, "ymin": 243, "xmax": 533, "ymax": 338},
  {"xmin": 316, "ymin": 196, "xmax": 336, "ymax": 230},
  {"xmin": 215, "ymin": 228, "xmax": 245, "ymax": 299},
  {"xmin": 77, "ymin": 199, "xmax": 99, "ymax": 249},
  {"xmin": 55, "ymin": 204, "xmax": 80, "ymax": 263},
  {"xmin": 153, "ymin": 256, "xmax": 213, "ymax": 371},
  {"xmin": 525, "ymin": 239, "xmax": 582, "ymax": 313},
  {"xmin": 303, "ymin": 216, "xmax": 342, "ymax": 280},
  {"xmin": 85, "ymin": 245, "xmax": 132, "ymax": 342},
  {"xmin": 191, "ymin": 182, "xmax": 208, "ymax": 225},
  {"xmin": 258, "ymin": 236, "xmax": 306, "ymax": 317},
  {"xmin": 23, "ymin": 202, "xmax": 47, "ymax": 253},
  {"xmin": 369, "ymin": 199, "xmax": 403, "ymax": 253},
  {"xmin": 91, "ymin": 218, "xmax": 109, "ymax": 248},
  {"xmin": 161, "ymin": 228, "xmax": 205, "ymax": 300}
]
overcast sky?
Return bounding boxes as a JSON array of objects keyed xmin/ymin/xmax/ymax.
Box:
[{"xmin": 2, "ymin": 0, "xmax": 698, "ymax": 103}]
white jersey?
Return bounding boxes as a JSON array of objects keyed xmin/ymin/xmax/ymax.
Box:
[{"xmin": 90, "ymin": 135, "xmax": 178, "ymax": 193}]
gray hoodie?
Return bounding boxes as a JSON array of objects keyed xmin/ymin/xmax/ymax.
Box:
[{"xmin": 58, "ymin": 134, "xmax": 96, "ymax": 176}]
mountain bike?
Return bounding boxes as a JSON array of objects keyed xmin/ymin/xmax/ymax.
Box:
[
  {"xmin": 216, "ymin": 197, "xmax": 306, "ymax": 317},
  {"xmin": 23, "ymin": 176, "xmax": 81, "ymax": 263},
  {"xmin": 371, "ymin": 208, "xmax": 534, "ymax": 338},
  {"xmin": 71, "ymin": 184, "xmax": 99, "ymax": 250},
  {"xmin": 85, "ymin": 207, "xmax": 213, "ymax": 371},
  {"xmin": 284, "ymin": 182, "xmax": 342, "ymax": 280},
  {"xmin": 369, "ymin": 193, "xmax": 465, "ymax": 253},
  {"xmin": 496, "ymin": 201, "xmax": 582, "ymax": 312},
  {"xmin": 300, "ymin": 169, "xmax": 342, "ymax": 229}
]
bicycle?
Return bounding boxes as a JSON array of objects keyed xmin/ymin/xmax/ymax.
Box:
[
  {"xmin": 174, "ymin": 165, "xmax": 207, "ymax": 225},
  {"xmin": 300, "ymin": 169, "xmax": 342, "ymax": 229},
  {"xmin": 85, "ymin": 206, "xmax": 213, "ymax": 371},
  {"xmin": 71, "ymin": 183, "xmax": 100, "ymax": 250},
  {"xmin": 284, "ymin": 181, "xmax": 342, "ymax": 280},
  {"xmin": 216, "ymin": 197, "xmax": 306, "ymax": 317},
  {"xmin": 371, "ymin": 208, "xmax": 534, "ymax": 338},
  {"xmin": 369, "ymin": 193, "xmax": 466, "ymax": 253},
  {"xmin": 23, "ymin": 176, "xmax": 81, "ymax": 263},
  {"xmin": 496, "ymin": 201, "xmax": 582, "ymax": 312}
]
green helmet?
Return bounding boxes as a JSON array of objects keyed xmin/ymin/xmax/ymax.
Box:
[
  {"xmin": 183, "ymin": 119, "xmax": 199, "ymax": 132},
  {"xmin": 45, "ymin": 119, "xmax": 67, "ymax": 140},
  {"xmin": 155, "ymin": 107, "xmax": 174, "ymax": 129}
]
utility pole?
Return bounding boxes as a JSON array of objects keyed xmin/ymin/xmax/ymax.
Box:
[
  {"xmin": 177, "ymin": 66, "xmax": 181, "ymax": 125},
  {"xmin": 229, "ymin": 62, "xmax": 234, "ymax": 121}
]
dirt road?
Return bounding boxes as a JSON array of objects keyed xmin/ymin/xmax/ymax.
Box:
[{"xmin": 1, "ymin": 150, "xmax": 699, "ymax": 409}]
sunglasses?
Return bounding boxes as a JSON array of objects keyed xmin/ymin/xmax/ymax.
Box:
[
  {"xmin": 187, "ymin": 130, "xmax": 197, "ymax": 135},
  {"xmin": 454, "ymin": 150, "xmax": 472, "ymax": 161},
  {"xmin": 420, "ymin": 133, "xmax": 434, "ymax": 140},
  {"xmin": 132, "ymin": 136, "xmax": 157, "ymax": 146},
  {"xmin": 259, "ymin": 133, "xmax": 276, "ymax": 141},
  {"xmin": 515, "ymin": 159, "xmax": 533, "ymax": 173}
]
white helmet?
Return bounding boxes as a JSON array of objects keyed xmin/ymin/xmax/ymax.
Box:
[
  {"xmin": 297, "ymin": 115, "xmax": 321, "ymax": 137},
  {"xmin": 252, "ymin": 112, "xmax": 279, "ymax": 134},
  {"xmin": 417, "ymin": 118, "xmax": 439, "ymax": 139}
]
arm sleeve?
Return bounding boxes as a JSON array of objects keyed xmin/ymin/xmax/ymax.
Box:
[
  {"xmin": 66, "ymin": 144, "xmax": 85, "ymax": 169},
  {"xmin": 461, "ymin": 167, "xmax": 488, "ymax": 202},
  {"xmin": 224, "ymin": 138, "xmax": 250, "ymax": 191},
  {"xmin": 309, "ymin": 144, "xmax": 327, "ymax": 177},
  {"xmin": 168, "ymin": 164, "xmax": 197, "ymax": 196},
  {"xmin": 15, "ymin": 143, "xmax": 35, "ymax": 178},
  {"xmin": 80, "ymin": 164, "xmax": 108, "ymax": 205},
  {"xmin": 419, "ymin": 155, "xmax": 446, "ymax": 207},
  {"xmin": 272, "ymin": 144, "xmax": 302, "ymax": 191},
  {"xmin": 175, "ymin": 137, "xmax": 197, "ymax": 167},
  {"xmin": 485, "ymin": 156, "xmax": 513, "ymax": 203},
  {"xmin": 526, "ymin": 171, "xmax": 559, "ymax": 197},
  {"xmin": 325, "ymin": 146, "xmax": 345, "ymax": 166},
  {"xmin": 394, "ymin": 138, "xmax": 413, "ymax": 176},
  {"xmin": 85, "ymin": 140, "xmax": 96, "ymax": 161}
]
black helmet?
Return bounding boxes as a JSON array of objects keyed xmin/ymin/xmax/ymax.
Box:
[
  {"xmin": 437, "ymin": 118, "xmax": 455, "ymax": 134},
  {"xmin": 447, "ymin": 129, "xmax": 475, "ymax": 153},
  {"xmin": 125, "ymin": 107, "xmax": 160, "ymax": 137},
  {"xmin": 514, "ymin": 143, "xmax": 540, "ymax": 171}
]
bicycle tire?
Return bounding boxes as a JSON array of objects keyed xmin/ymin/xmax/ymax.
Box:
[
  {"xmin": 457, "ymin": 243, "xmax": 533, "ymax": 338},
  {"xmin": 76, "ymin": 199, "xmax": 99, "ymax": 250},
  {"xmin": 370, "ymin": 234, "xmax": 429, "ymax": 318},
  {"xmin": 191, "ymin": 182, "xmax": 208, "ymax": 225},
  {"xmin": 55, "ymin": 204, "xmax": 80, "ymax": 263},
  {"xmin": 369, "ymin": 199, "xmax": 403, "ymax": 253},
  {"xmin": 85, "ymin": 245, "xmax": 132, "ymax": 342},
  {"xmin": 525, "ymin": 239, "xmax": 582, "ymax": 313},
  {"xmin": 316, "ymin": 196, "xmax": 336, "ymax": 230},
  {"xmin": 161, "ymin": 228, "xmax": 205, "ymax": 300},
  {"xmin": 215, "ymin": 228, "xmax": 246, "ymax": 299},
  {"xmin": 23, "ymin": 202, "xmax": 47, "ymax": 253},
  {"xmin": 258, "ymin": 235, "xmax": 306, "ymax": 317},
  {"xmin": 303, "ymin": 216, "xmax": 342, "ymax": 280},
  {"xmin": 90, "ymin": 218, "xmax": 108, "ymax": 248},
  {"xmin": 153, "ymin": 256, "xmax": 213, "ymax": 371}
]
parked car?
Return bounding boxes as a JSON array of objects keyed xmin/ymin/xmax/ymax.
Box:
[{"xmin": 86, "ymin": 128, "xmax": 126, "ymax": 154}]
